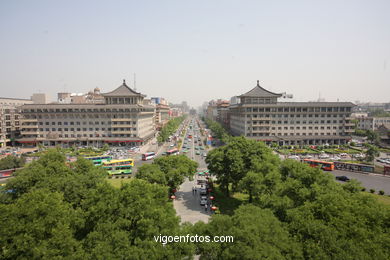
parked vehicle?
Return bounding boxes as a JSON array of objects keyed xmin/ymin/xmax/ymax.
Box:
[{"xmin": 336, "ymin": 176, "xmax": 350, "ymax": 182}]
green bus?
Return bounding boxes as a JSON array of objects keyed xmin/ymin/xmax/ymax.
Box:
[
  {"xmin": 102, "ymin": 159, "xmax": 134, "ymax": 175},
  {"xmin": 85, "ymin": 155, "xmax": 112, "ymax": 166}
]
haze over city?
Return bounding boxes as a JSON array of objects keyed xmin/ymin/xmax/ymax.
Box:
[{"xmin": 1, "ymin": 0, "xmax": 389, "ymax": 107}]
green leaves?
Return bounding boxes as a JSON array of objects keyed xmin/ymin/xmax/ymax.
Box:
[
  {"xmin": 0, "ymin": 189, "xmax": 84, "ymax": 259},
  {"xmin": 0, "ymin": 154, "xmax": 26, "ymax": 170}
]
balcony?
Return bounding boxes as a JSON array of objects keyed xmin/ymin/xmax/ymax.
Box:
[
  {"xmin": 21, "ymin": 131, "xmax": 39, "ymax": 135},
  {"xmin": 111, "ymin": 118, "xmax": 132, "ymax": 122},
  {"xmin": 21, "ymin": 124, "xmax": 38, "ymax": 128},
  {"xmin": 111, "ymin": 124, "xmax": 134, "ymax": 128},
  {"xmin": 20, "ymin": 118, "xmax": 38, "ymax": 122},
  {"xmin": 111, "ymin": 130, "xmax": 134, "ymax": 134}
]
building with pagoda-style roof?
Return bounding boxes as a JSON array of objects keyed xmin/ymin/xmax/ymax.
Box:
[
  {"xmin": 17, "ymin": 80, "xmax": 155, "ymax": 148},
  {"xmin": 229, "ymin": 80, "xmax": 355, "ymax": 146}
]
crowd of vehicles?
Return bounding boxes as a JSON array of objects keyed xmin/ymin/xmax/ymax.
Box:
[{"xmin": 303, "ymin": 158, "xmax": 390, "ymax": 175}]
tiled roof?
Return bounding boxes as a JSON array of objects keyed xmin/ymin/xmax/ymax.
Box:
[
  {"xmin": 103, "ymin": 80, "xmax": 143, "ymax": 97},
  {"xmin": 239, "ymin": 80, "xmax": 283, "ymax": 98}
]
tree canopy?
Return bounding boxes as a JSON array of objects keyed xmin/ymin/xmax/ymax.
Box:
[
  {"xmin": 204, "ymin": 136, "xmax": 390, "ymax": 259},
  {"xmin": 0, "ymin": 150, "xmax": 194, "ymax": 259},
  {"xmin": 136, "ymin": 154, "xmax": 198, "ymax": 192},
  {"xmin": 0, "ymin": 155, "xmax": 26, "ymax": 170},
  {"xmin": 157, "ymin": 116, "xmax": 186, "ymax": 143}
]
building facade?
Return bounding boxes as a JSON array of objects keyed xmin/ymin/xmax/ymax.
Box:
[
  {"xmin": 0, "ymin": 97, "xmax": 33, "ymax": 147},
  {"xmin": 357, "ymin": 117, "xmax": 390, "ymax": 131},
  {"xmin": 18, "ymin": 80, "xmax": 155, "ymax": 147},
  {"xmin": 229, "ymin": 81, "xmax": 355, "ymax": 145}
]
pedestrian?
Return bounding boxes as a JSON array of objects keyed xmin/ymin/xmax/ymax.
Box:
[
  {"xmin": 205, "ymin": 203, "xmax": 208, "ymax": 212},
  {"xmin": 195, "ymin": 187, "xmax": 197, "ymax": 194}
]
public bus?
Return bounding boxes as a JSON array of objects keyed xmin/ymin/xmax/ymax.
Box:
[
  {"xmin": 102, "ymin": 159, "xmax": 134, "ymax": 175},
  {"xmin": 384, "ymin": 166, "xmax": 390, "ymax": 176},
  {"xmin": 303, "ymin": 159, "xmax": 335, "ymax": 171},
  {"xmin": 166, "ymin": 148, "xmax": 179, "ymax": 156},
  {"xmin": 142, "ymin": 152, "xmax": 156, "ymax": 161},
  {"xmin": 85, "ymin": 155, "xmax": 112, "ymax": 166},
  {"xmin": 333, "ymin": 161, "xmax": 374, "ymax": 173}
]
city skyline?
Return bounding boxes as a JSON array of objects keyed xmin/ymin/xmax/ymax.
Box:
[{"xmin": 1, "ymin": 0, "xmax": 389, "ymax": 107}]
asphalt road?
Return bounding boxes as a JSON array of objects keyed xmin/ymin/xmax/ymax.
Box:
[{"xmin": 330, "ymin": 170, "xmax": 390, "ymax": 194}]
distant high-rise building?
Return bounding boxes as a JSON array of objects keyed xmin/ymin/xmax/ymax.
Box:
[{"xmin": 31, "ymin": 93, "xmax": 49, "ymax": 104}]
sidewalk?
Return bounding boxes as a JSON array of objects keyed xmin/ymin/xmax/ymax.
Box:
[{"xmin": 173, "ymin": 177, "xmax": 211, "ymax": 224}]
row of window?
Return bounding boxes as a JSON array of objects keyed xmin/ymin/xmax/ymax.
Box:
[
  {"xmin": 243, "ymin": 107, "xmax": 352, "ymax": 113},
  {"xmin": 28, "ymin": 127, "xmax": 138, "ymax": 132},
  {"xmin": 23, "ymin": 107, "xmax": 151, "ymax": 113},
  {"xmin": 249, "ymin": 120, "xmax": 346, "ymax": 124},
  {"xmin": 246, "ymin": 114, "xmax": 348, "ymax": 118},
  {"xmin": 27, "ymin": 133, "xmax": 138, "ymax": 138},
  {"xmin": 249, "ymin": 126, "xmax": 342, "ymax": 130},
  {"xmin": 247, "ymin": 132, "xmax": 340, "ymax": 137}
]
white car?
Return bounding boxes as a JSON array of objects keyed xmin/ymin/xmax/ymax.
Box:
[
  {"xmin": 287, "ymin": 155, "xmax": 300, "ymax": 160},
  {"xmin": 319, "ymin": 154, "xmax": 330, "ymax": 159}
]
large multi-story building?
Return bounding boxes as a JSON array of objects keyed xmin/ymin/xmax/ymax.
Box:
[
  {"xmin": 151, "ymin": 97, "xmax": 170, "ymax": 130},
  {"xmin": 0, "ymin": 97, "xmax": 33, "ymax": 147},
  {"xmin": 229, "ymin": 81, "xmax": 355, "ymax": 145},
  {"xmin": 18, "ymin": 80, "xmax": 155, "ymax": 147},
  {"xmin": 357, "ymin": 117, "xmax": 390, "ymax": 131},
  {"xmin": 216, "ymin": 100, "xmax": 230, "ymax": 128}
]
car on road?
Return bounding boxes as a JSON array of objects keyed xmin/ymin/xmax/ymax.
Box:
[
  {"xmin": 202, "ymin": 153, "xmax": 207, "ymax": 157},
  {"xmin": 196, "ymin": 151, "xmax": 201, "ymax": 155},
  {"xmin": 287, "ymin": 155, "xmax": 300, "ymax": 160},
  {"xmin": 319, "ymin": 154, "xmax": 330, "ymax": 159},
  {"xmin": 200, "ymin": 199, "xmax": 207, "ymax": 205},
  {"xmin": 200, "ymin": 188, "xmax": 207, "ymax": 195},
  {"xmin": 329, "ymin": 156, "xmax": 341, "ymax": 161},
  {"xmin": 336, "ymin": 176, "xmax": 350, "ymax": 182}
]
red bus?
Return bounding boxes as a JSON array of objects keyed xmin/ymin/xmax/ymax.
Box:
[
  {"xmin": 166, "ymin": 148, "xmax": 179, "ymax": 156},
  {"xmin": 142, "ymin": 152, "xmax": 156, "ymax": 161},
  {"xmin": 384, "ymin": 166, "xmax": 390, "ymax": 176},
  {"xmin": 303, "ymin": 159, "xmax": 334, "ymax": 171}
]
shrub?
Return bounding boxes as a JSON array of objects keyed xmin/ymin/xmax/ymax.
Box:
[
  {"xmin": 370, "ymin": 189, "xmax": 375, "ymax": 193},
  {"xmin": 361, "ymin": 188, "xmax": 366, "ymax": 192},
  {"xmin": 379, "ymin": 190, "xmax": 385, "ymax": 195}
]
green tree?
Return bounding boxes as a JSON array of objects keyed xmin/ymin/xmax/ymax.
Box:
[
  {"xmin": 136, "ymin": 163, "xmax": 167, "ymax": 186},
  {"xmin": 6, "ymin": 150, "xmax": 107, "ymax": 206},
  {"xmin": 206, "ymin": 136, "xmax": 280, "ymax": 196},
  {"xmin": 366, "ymin": 129, "xmax": 379, "ymax": 144},
  {"xmin": 153, "ymin": 155, "xmax": 198, "ymax": 191},
  {"xmin": 0, "ymin": 189, "xmax": 84, "ymax": 259},
  {"xmin": 0, "ymin": 155, "xmax": 26, "ymax": 170},
  {"xmin": 364, "ymin": 144, "xmax": 379, "ymax": 163},
  {"xmin": 82, "ymin": 179, "xmax": 194, "ymax": 259},
  {"xmin": 194, "ymin": 205, "xmax": 303, "ymax": 260}
]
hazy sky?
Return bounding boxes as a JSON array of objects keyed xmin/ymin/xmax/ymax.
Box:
[{"xmin": 1, "ymin": 0, "xmax": 389, "ymax": 107}]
